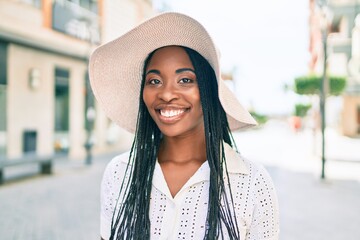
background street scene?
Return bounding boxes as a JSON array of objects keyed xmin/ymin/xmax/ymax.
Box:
[{"xmin": 1, "ymin": 0, "xmax": 360, "ymax": 239}]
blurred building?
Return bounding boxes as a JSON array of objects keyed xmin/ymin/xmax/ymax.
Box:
[
  {"xmin": 309, "ymin": 0, "xmax": 360, "ymax": 137},
  {"xmin": 0, "ymin": 0, "xmax": 155, "ymax": 159}
]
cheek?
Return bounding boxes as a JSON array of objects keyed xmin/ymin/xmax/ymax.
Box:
[
  {"xmin": 142, "ymin": 89, "xmax": 152, "ymax": 107},
  {"xmin": 142, "ymin": 90, "xmax": 157, "ymax": 119},
  {"xmin": 193, "ymin": 90, "xmax": 202, "ymax": 111}
]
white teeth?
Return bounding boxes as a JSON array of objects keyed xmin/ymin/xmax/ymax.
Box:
[{"xmin": 160, "ymin": 109, "xmax": 185, "ymax": 117}]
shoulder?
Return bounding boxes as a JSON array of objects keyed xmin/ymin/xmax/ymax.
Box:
[
  {"xmin": 101, "ymin": 151, "xmax": 132, "ymax": 211},
  {"xmin": 101, "ymin": 151, "xmax": 131, "ymax": 187},
  {"xmin": 241, "ymin": 158, "xmax": 280, "ymax": 238},
  {"xmin": 224, "ymin": 143, "xmax": 272, "ymax": 180},
  {"xmin": 231, "ymin": 152, "xmax": 277, "ymax": 192},
  {"xmin": 104, "ymin": 151, "xmax": 130, "ymax": 173},
  {"xmin": 226, "ymin": 149, "xmax": 280, "ymax": 237},
  {"xmin": 242, "ymin": 156, "xmax": 273, "ymax": 180},
  {"xmin": 237, "ymin": 155, "xmax": 279, "ymax": 215},
  {"xmin": 225, "ymin": 145, "xmax": 277, "ymax": 197}
]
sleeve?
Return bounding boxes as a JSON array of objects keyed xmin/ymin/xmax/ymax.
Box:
[
  {"xmin": 100, "ymin": 153, "xmax": 131, "ymax": 240},
  {"xmin": 247, "ymin": 166, "xmax": 280, "ymax": 240},
  {"xmin": 100, "ymin": 159, "xmax": 117, "ymax": 240}
]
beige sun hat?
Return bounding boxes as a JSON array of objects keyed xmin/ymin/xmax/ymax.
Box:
[{"xmin": 89, "ymin": 12, "xmax": 257, "ymax": 133}]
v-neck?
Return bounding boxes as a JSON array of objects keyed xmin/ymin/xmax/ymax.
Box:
[{"xmin": 152, "ymin": 160, "xmax": 210, "ymax": 202}]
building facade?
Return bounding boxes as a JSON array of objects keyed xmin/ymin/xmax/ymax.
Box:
[
  {"xmin": 309, "ymin": 0, "xmax": 360, "ymax": 136},
  {"xmin": 0, "ymin": 0, "xmax": 155, "ymax": 159}
]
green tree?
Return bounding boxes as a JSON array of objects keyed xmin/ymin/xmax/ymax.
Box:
[
  {"xmin": 294, "ymin": 75, "xmax": 346, "ymax": 96},
  {"xmin": 294, "ymin": 103, "xmax": 312, "ymax": 117},
  {"xmin": 249, "ymin": 111, "xmax": 268, "ymax": 125}
]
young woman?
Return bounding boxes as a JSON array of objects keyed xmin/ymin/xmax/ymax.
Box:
[{"xmin": 90, "ymin": 12, "xmax": 279, "ymax": 240}]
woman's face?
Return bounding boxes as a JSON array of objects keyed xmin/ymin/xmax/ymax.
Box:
[{"xmin": 143, "ymin": 46, "xmax": 204, "ymax": 138}]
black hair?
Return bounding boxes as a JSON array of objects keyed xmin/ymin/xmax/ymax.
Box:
[{"xmin": 110, "ymin": 46, "xmax": 240, "ymax": 239}]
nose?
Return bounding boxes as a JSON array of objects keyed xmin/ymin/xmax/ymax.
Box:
[{"xmin": 158, "ymin": 82, "xmax": 179, "ymax": 102}]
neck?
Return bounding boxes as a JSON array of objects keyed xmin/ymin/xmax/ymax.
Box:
[{"xmin": 158, "ymin": 133, "xmax": 206, "ymax": 164}]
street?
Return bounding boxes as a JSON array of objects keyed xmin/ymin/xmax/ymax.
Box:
[{"xmin": 0, "ymin": 159, "xmax": 105, "ymax": 240}]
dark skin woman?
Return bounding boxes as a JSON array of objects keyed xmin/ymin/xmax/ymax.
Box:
[{"xmin": 90, "ymin": 12, "xmax": 279, "ymax": 240}]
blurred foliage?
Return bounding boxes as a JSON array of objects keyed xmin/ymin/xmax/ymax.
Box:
[
  {"xmin": 250, "ymin": 111, "xmax": 268, "ymax": 125},
  {"xmin": 294, "ymin": 75, "xmax": 346, "ymax": 96},
  {"xmin": 294, "ymin": 103, "xmax": 312, "ymax": 117}
]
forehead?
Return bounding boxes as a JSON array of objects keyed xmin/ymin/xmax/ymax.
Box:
[{"xmin": 146, "ymin": 46, "xmax": 193, "ymax": 69}]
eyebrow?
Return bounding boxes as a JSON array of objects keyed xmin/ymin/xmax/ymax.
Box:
[
  {"xmin": 175, "ymin": 68, "xmax": 195, "ymax": 74},
  {"xmin": 146, "ymin": 68, "xmax": 195, "ymax": 75},
  {"xmin": 146, "ymin": 69, "xmax": 160, "ymax": 75}
]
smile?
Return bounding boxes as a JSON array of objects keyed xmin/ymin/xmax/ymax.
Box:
[
  {"xmin": 155, "ymin": 107, "xmax": 190, "ymax": 124},
  {"xmin": 160, "ymin": 109, "xmax": 186, "ymax": 118}
]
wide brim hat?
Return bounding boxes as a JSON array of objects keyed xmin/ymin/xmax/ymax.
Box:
[{"xmin": 89, "ymin": 12, "xmax": 257, "ymax": 133}]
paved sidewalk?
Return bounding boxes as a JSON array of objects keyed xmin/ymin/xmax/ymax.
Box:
[
  {"xmin": 269, "ymin": 166, "xmax": 360, "ymax": 240},
  {"xmin": 0, "ymin": 121, "xmax": 359, "ymax": 240},
  {"xmin": 0, "ymin": 155, "xmax": 111, "ymax": 240}
]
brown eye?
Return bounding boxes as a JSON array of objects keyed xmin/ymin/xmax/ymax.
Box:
[
  {"xmin": 179, "ymin": 78, "xmax": 193, "ymax": 84},
  {"xmin": 147, "ymin": 79, "xmax": 161, "ymax": 85}
]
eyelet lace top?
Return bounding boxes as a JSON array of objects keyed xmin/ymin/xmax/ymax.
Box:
[{"xmin": 100, "ymin": 144, "xmax": 280, "ymax": 240}]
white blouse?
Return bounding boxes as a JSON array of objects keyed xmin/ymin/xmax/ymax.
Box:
[{"xmin": 100, "ymin": 144, "xmax": 280, "ymax": 240}]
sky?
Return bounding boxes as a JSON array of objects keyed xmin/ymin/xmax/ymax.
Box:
[{"xmin": 154, "ymin": 0, "xmax": 310, "ymax": 116}]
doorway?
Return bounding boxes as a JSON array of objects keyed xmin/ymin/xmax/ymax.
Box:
[{"xmin": 54, "ymin": 67, "xmax": 70, "ymax": 153}]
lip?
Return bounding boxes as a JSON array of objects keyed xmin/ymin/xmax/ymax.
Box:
[{"xmin": 154, "ymin": 105, "xmax": 190, "ymax": 124}]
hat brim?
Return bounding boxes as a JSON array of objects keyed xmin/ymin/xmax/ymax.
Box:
[{"xmin": 89, "ymin": 12, "xmax": 257, "ymax": 133}]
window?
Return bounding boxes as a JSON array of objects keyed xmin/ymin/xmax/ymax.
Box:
[
  {"xmin": 67, "ymin": 0, "xmax": 98, "ymax": 13},
  {"xmin": 54, "ymin": 68, "xmax": 70, "ymax": 153},
  {"xmin": 0, "ymin": 41, "xmax": 6, "ymax": 85},
  {"xmin": 84, "ymin": 70, "xmax": 95, "ymax": 130},
  {"xmin": 52, "ymin": 0, "xmax": 100, "ymax": 43},
  {"xmin": 0, "ymin": 41, "xmax": 7, "ymax": 157},
  {"xmin": 79, "ymin": 0, "xmax": 98, "ymax": 13},
  {"xmin": 20, "ymin": 0, "xmax": 41, "ymax": 8},
  {"xmin": 0, "ymin": 84, "xmax": 6, "ymax": 157},
  {"xmin": 54, "ymin": 68, "xmax": 69, "ymax": 131}
]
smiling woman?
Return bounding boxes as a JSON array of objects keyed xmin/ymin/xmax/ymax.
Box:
[
  {"xmin": 143, "ymin": 46, "xmax": 203, "ymax": 138},
  {"xmin": 89, "ymin": 12, "xmax": 279, "ymax": 240}
]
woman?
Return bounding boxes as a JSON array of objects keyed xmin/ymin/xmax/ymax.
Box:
[{"xmin": 90, "ymin": 12, "xmax": 279, "ymax": 240}]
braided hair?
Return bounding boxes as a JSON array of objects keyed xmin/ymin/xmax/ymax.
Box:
[{"xmin": 110, "ymin": 46, "xmax": 240, "ymax": 239}]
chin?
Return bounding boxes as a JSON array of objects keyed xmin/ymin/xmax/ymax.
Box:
[
  {"xmin": 157, "ymin": 123, "xmax": 204, "ymax": 139},
  {"xmin": 158, "ymin": 127, "xmax": 184, "ymax": 138}
]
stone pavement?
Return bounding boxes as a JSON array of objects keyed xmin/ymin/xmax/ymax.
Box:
[
  {"xmin": 0, "ymin": 120, "xmax": 359, "ymax": 240},
  {"xmin": 0, "ymin": 156, "xmax": 109, "ymax": 240}
]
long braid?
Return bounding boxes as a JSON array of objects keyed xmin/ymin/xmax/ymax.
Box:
[
  {"xmin": 184, "ymin": 47, "xmax": 240, "ymax": 239},
  {"xmin": 110, "ymin": 52, "xmax": 160, "ymax": 239}
]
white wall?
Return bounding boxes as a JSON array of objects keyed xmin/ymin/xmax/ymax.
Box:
[{"xmin": 7, "ymin": 44, "xmax": 87, "ymax": 158}]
